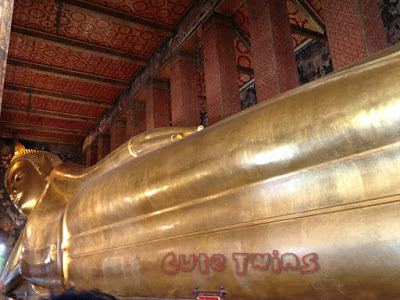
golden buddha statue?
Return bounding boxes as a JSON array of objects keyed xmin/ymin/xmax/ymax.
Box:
[{"xmin": 2, "ymin": 45, "xmax": 400, "ymax": 299}]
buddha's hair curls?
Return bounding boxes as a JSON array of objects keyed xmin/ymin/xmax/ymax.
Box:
[{"xmin": 4, "ymin": 150, "xmax": 62, "ymax": 186}]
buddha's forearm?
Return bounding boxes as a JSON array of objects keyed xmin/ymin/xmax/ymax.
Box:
[
  {"xmin": 1, "ymin": 233, "xmax": 23, "ymax": 292},
  {"xmin": 3, "ymin": 266, "xmax": 23, "ymax": 295},
  {"xmin": 49, "ymin": 126, "xmax": 201, "ymax": 199}
]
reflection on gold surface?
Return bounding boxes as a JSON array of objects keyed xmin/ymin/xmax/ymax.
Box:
[{"xmin": 2, "ymin": 45, "xmax": 400, "ymax": 299}]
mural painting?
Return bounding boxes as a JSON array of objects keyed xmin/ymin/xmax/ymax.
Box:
[
  {"xmin": 379, "ymin": 0, "xmax": 400, "ymax": 45},
  {"xmin": 240, "ymin": 80, "xmax": 257, "ymax": 111},
  {"xmin": 296, "ymin": 41, "xmax": 333, "ymax": 85}
]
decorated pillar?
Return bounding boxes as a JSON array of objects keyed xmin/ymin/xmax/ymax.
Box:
[
  {"xmin": 247, "ymin": 0, "xmax": 298, "ymax": 102},
  {"xmin": 134, "ymin": 101, "xmax": 146, "ymax": 136},
  {"xmin": 86, "ymin": 145, "xmax": 97, "ymax": 167},
  {"xmin": 126, "ymin": 102, "xmax": 135, "ymax": 140},
  {"xmin": 0, "ymin": 0, "xmax": 14, "ymax": 111},
  {"xmin": 97, "ymin": 135, "xmax": 110, "ymax": 161},
  {"xmin": 146, "ymin": 79, "xmax": 170, "ymax": 130},
  {"xmin": 110, "ymin": 123, "xmax": 126, "ymax": 152},
  {"xmin": 85, "ymin": 147, "xmax": 92, "ymax": 167},
  {"xmin": 126, "ymin": 101, "xmax": 147, "ymax": 139},
  {"xmin": 321, "ymin": 0, "xmax": 387, "ymax": 70},
  {"xmin": 170, "ymin": 51, "xmax": 200, "ymax": 127},
  {"xmin": 202, "ymin": 13, "xmax": 240, "ymax": 125}
]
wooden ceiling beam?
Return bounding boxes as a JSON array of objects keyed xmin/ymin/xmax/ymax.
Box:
[
  {"xmin": 237, "ymin": 65, "xmax": 254, "ymax": 76},
  {"xmin": 215, "ymin": 0, "xmax": 247, "ymax": 15},
  {"xmin": 3, "ymin": 98, "xmax": 126, "ymax": 126},
  {"xmin": 290, "ymin": 0, "xmax": 325, "ymax": 34},
  {"xmin": 63, "ymin": 0, "xmax": 174, "ymax": 35},
  {"xmin": 232, "ymin": 20, "xmax": 251, "ymax": 51},
  {"xmin": 0, "ymin": 120, "xmax": 87, "ymax": 136},
  {"xmin": 3, "ymin": 104, "xmax": 100, "ymax": 123},
  {"xmin": 12, "ymin": 25, "xmax": 149, "ymax": 66},
  {"xmin": 7, "ymin": 58, "xmax": 129, "ymax": 87},
  {"xmin": 83, "ymin": 0, "xmax": 224, "ymax": 151},
  {"xmin": 290, "ymin": 24, "xmax": 327, "ymax": 42},
  {"xmin": 4, "ymin": 84, "xmax": 112, "ymax": 107},
  {"xmin": 0, "ymin": 131, "xmax": 79, "ymax": 145}
]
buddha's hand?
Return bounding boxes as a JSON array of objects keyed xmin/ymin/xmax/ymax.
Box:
[
  {"xmin": 130, "ymin": 126, "xmax": 204, "ymax": 156},
  {"xmin": 170, "ymin": 125, "xmax": 204, "ymax": 141}
]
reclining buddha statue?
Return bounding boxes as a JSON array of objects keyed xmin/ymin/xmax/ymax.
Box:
[{"xmin": 2, "ymin": 44, "xmax": 400, "ymax": 299}]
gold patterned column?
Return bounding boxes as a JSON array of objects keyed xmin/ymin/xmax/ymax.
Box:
[{"xmin": 0, "ymin": 0, "xmax": 14, "ymax": 112}]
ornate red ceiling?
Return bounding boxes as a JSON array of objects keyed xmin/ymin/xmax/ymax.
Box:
[
  {"xmin": 1, "ymin": 0, "xmax": 323, "ymax": 146},
  {"xmin": 84, "ymin": 0, "xmax": 194, "ymax": 25},
  {"xmin": 5, "ymin": 65, "xmax": 122, "ymax": 100},
  {"xmin": 233, "ymin": 3, "xmax": 250, "ymax": 36},
  {"xmin": 1, "ymin": 0, "xmax": 198, "ymax": 145},
  {"xmin": 8, "ymin": 33, "xmax": 142, "ymax": 80},
  {"xmin": 0, "ymin": 126, "xmax": 83, "ymax": 142},
  {"xmin": 1, "ymin": 110, "xmax": 94, "ymax": 130},
  {"xmin": 12, "ymin": 0, "xmax": 167, "ymax": 56},
  {"xmin": 2, "ymin": 91, "xmax": 107, "ymax": 118}
]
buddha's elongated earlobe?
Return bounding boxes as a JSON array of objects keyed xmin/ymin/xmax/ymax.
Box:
[{"xmin": 39, "ymin": 155, "xmax": 54, "ymax": 178}]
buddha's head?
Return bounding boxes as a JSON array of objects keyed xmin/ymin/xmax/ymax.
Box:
[{"xmin": 5, "ymin": 142, "xmax": 62, "ymax": 216}]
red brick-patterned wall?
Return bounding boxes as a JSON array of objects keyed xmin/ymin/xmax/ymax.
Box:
[
  {"xmin": 97, "ymin": 135, "xmax": 110, "ymax": 161},
  {"xmin": 126, "ymin": 103, "xmax": 135, "ymax": 140},
  {"xmin": 126, "ymin": 101, "xmax": 147, "ymax": 138},
  {"xmin": 97, "ymin": 137, "xmax": 104, "ymax": 162},
  {"xmin": 86, "ymin": 144, "xmax": 97, "ymax": 166},
  {"xmin": 146, "ymin": 81, "xmax": 170, "ymax": 130},
  {"xmin": 248, "ymin": 0, "xmax": 278, "ymax": 101},
  {"xmin": 202, "ymin": 15, "xmax": 240, "ymax": 125},
  {"xmin": 110, "ymin": 123, "xmax": 126, "ymax": 151},
  {"xmin": 269, "ymin": 0, "xmax": 298, "ymax": 93},
  {"xmin": 321, "ymin": 0, "xmax": 387, "ymax": 70},
  {"xmin": 134, "ymin": 104, "xmax": 147, "ymax": 136},
  {"xmin": 85, "ymin": 146, "xmax": 92, "ymax": 167},
  {"xmin": 170, "ymin": 54, "xmax": 200, "ymax": 127},
  {"xmin": 248, "ymin": 0, "xmax": 298, "ymax": 103},
  {"xmin": 358, "ymin": 0, "xmax": 388, "ymax": 55}
]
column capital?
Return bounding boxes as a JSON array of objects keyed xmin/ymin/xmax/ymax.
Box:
[
  {"xmin": 170, "ymin": 49, "xmax": 198, "ymax": 66},
  {"xmin": 203, "ymin": 12, "xmax": 233, "ymax": 33},
  {"xmin": 148, "ymin": 78, "xmax": 170, "ymax": 91}
]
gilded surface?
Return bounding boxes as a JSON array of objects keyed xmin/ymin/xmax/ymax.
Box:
[{"xmin": 2, "ymin": 45, "xmax": 400, "ymax": 299}]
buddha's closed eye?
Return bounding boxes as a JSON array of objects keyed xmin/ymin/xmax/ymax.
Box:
[{"xmin": 14, "ymin": 173, "xmax": 24, "ymax": 183}]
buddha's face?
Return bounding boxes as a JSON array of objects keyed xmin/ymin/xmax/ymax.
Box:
[{"xmin": 5, "ymin": 160, "xmax": 46, "ymax": 216}]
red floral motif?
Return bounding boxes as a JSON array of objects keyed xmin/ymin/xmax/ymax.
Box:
[
  {"xmin": 5, "ymin": 65, "xmax": 122, "ymax": 101},
  {"xmin": 1, "ymin": 110, "xmax": 94, "ymax": 131},
  {"xmin": 233, "ymin": 2, "xmax": 250, "ymax": 36},
  {"xmin": 2, "ymin": 91, "xmax": 107, "ymax": 118},
  {"xmin": 287, "ymin": 0, "xmax": 311, "ymax": 28},
  {"xmin": 234, "ymin": 37, "xmax": 253, "ymax": 86},
  {"xmin": 238, "ymin": 73, "xmax": 254, "ymax": 87},
  {"xmin": 235, "ymin": 38, "xmax": 252, "ymax": 66},
  {"xmin": 306, "ymin": 0, "xmax": 324, "ymax": 19},
  {"xmin": 84, "ymin": 0, "xmax": 194, "ymax": 26},
  {"xmin": 1, "ymin": 127, "xmax": 83, "ymax": 142},
  {"xmin": 292, "ymin": 33, "xmax": 308, "ymax": 49},
  {"xmin": 287, "ymin": 0, "xmax": 320, "ymax": 48},
  {"xmin": 12, "ymin": 0, "xmax": 165, "ymax": 57},
  {"xmin": 8, "ymin": 33, "xmax": 141, "ymax": 81}
]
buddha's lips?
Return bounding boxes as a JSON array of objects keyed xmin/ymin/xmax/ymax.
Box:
[{"xmin": 10, "ymin": 192, "xmax": 22, "ymax": 205}]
